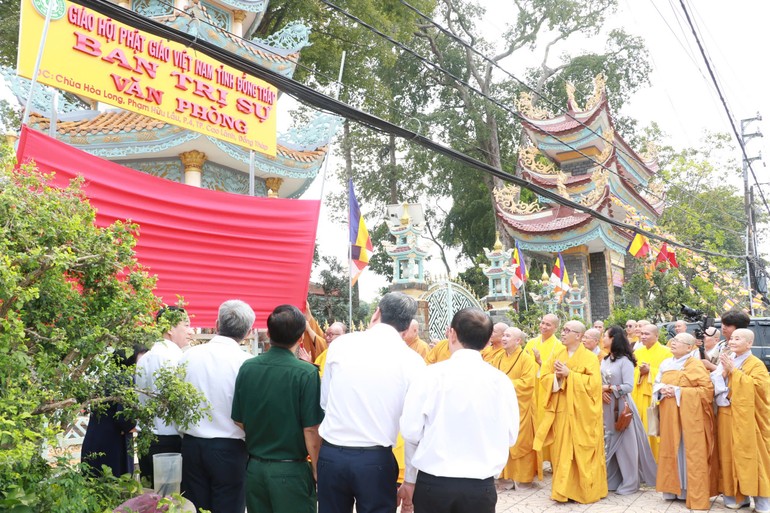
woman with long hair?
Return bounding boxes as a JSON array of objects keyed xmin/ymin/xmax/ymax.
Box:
[{"xmin": 601, "ymin": 325, "xmax": 657, "ymax": 494}]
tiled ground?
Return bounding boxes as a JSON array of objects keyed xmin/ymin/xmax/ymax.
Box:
[{"xmin": 493, "ymin": 473, "xmax": 735, "ymax": 512}]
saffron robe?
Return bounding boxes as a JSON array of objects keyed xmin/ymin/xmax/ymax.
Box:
[
  {"xmin": 407, "ymin": 337, "xmax": 429, "ymax": 359},
  {"xmin": 632, "ymin": 342, "xmax": 672, "ymax": 460},
  {"xmin": 314, "ymin": 349, "xmax": 328, "ymax": 378},
  {"xmin": 525, "ymin": 334, "xmax": 562, "ymax": 465},
  {"xmin": 425, "ymin": 339, "xmax": 451, "ymax": 364},
  {"xmin": 492, "ymin": 347, "xmax": 540, "ymax": 483},
  {"xmin": 300, "ymin": 312, "xmax": 327, "ymax": 362},
  {"xmin": 533, "ymin": 344, "xmax": 607, "ymax": 503},
  {"xmin": 715, "ymin": 355, "xmax": 770, "ymax": 502},
  {"xmin": 655, "ymin": 357, "xmax": 717, "ymax": 511},
  {"xmin": 481, "ymin": 344, "xmax": 505, "ymax": 364}
]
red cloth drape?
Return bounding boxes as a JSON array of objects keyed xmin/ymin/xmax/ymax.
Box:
[{"xmin": 16, "ymin": 126, "xmax": 320, "ymax": 328}]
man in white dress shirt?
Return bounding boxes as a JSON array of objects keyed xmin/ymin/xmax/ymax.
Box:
[
  {"xmin": 318, "ymin": 292, "xmax": 426, "ymax": 513},
  {"xmin": 135, "ymin": 306, "xmax": 193, "ymax": 486},
  {"xmin": 179, "ymin": 300, "xmax": 254, "ymax": 513},
  {"xmin": 399, "ymin": 308, "xmax": 519, "ymax": 513}
]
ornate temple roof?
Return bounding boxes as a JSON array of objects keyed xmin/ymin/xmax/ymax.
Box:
[
  {"xmin": 27, "ymin": 109, "xmax": 342, "ymax": 198},
  {"xmin": 496, "ymin": 75, "xmax": 664, "ymax": 254}
]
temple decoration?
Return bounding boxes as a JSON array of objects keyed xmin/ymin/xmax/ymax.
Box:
[
  {"xmin": 180, "ymin": 150, "xmax": 207, "ymax": 187},
  {"xmin": 532, "ymin": 265, "xmax": 560, "ymax": 315},
  {"xmin": 6, "ymin": 0, "xmax": 342, "ymax": 199},
  {"xmin": 514, "ymin": 91, "xmax": 555, "ymax": 120},
  {"xmin": 480, "ymin": 232, "xmax": 518, "ymax": 312},
  {"xmin": 497, "ymin": 75, "xmax": 665, "ymax": 321},
  {"xmin": 566, "ymin": 276, "xmax": 587, "ymax": 319},
  {"xmin": 383, "ymin": 203, "xmax": 429, "ymax": 287},
  {"xmin": 265, "ymin": 177, "xmax": 283, "ymax": 197}
]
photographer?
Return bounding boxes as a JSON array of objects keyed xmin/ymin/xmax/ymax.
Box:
[{"xmin": 700, "ymin": 327, "xmax": 724, "ymax": 372}]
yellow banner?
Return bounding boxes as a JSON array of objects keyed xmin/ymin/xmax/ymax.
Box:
[{"xmin": 18, "ymin": 0, "xmax": 277, "ymax": 156}]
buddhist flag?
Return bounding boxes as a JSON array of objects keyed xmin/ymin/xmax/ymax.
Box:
[
  {"xmin": 752, "ymin": 293, "xmax": 764, "ymax": 310},
  {"xmin": 511, "ymin": 241, "xmax": 526, "ymax": 293},
  {"xmin": 550, "ymin": 253, "xmax": 569, "ymax": 300},
  {"xmin": 349, "ymin": 179, "xmax": 373, "ymax": 286},
  {"xmin": 723, "ymin": 298, "xmax": 736, "ymax": 311},
  {"xmin": 627, "ymin": 233, "xmax": 651, "ymax": 258},
  {"xmin": 655, "ymin": 242, "xmax": 679, "ymax": 271}
]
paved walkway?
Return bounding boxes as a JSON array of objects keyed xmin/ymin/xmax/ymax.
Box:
[{"xmin": 492, "ymin": 473, "xmax": 735, "ymax": 512}]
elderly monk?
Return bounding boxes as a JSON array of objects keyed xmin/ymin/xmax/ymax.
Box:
[
  {"xmin": 582, "ymin": 328, "xmax": 602, "ymax": 357},
  {"xmin": 632, "ymin": 323, "xmax": 672, "ymax": 461},
  {"xmin": 525, "ymin": 314, "xmax": 563, "ymax": 467},
  {"xmin": 711, "ymin": 329, "xmax": 770, "ymax": 512},
  {"xmin": 404, "ymin": 320, "xmax": 430, "ymax": 359},
  {"xmin": 481, "ymin": 322, "xmax": 508, "ymax": 363},
  {"xmin": 674, "ymin": 319, "xmax": 688, "ymax": 334},
  {"xmin": 493, "ymin": 327, "xmax": 539, "ymax": 485},
  {"xmin": 625, "ymin": 320, "xmax": 639, "ymax": 348},
  {"xmin": 533, "ymin": 321, "xmax": 607, "ymax": 504},
  {"xmin": 654, "ymin": 333, "xmax": 717, "ymax": 511},
  {"xmin": 425, "ymin": 326, "xmax": 452, "ymax": 364},
  {"xmin": 312, "ymin": 322, "xmax": 346, "ymax": 378}
]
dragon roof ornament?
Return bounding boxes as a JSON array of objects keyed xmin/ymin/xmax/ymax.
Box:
[
  {"xmin": 515, "ymin": 91, "xmax": 555, "ymax": 120},
  {"xmin": 583, "ymin": 74, "xmax": 607, "ymax": 112},
  {"xmin": 279, "ymin": 113, "xmax": 344, "ymax": 151},
  {"xmin": 519, "ymin": 145, "xmax": 559, "ymax": 175},
  {"xmin": 641, "ymin": 141, "xmax": 659, "ymax": 163},
  {"xmin": 252, "ymin": 20, "xmax": 311, "ymax": 53},
  {"xmin": 493, "ymin": 184, "xmax": 545, "ymax": 215},
  {"xmin": 578, "ymin": 169, "xmax": 608, "ymax": 206},
  {"xmin": 556, "ymin": 171, "xmax": 570, "ymax": 199}
]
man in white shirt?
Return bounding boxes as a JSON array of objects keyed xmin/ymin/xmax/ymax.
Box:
[
  {"xmin": 398, "ymin": 308, "xmax": 519, "ymax": 513},
  {"xmin": 318, "ymin": 292, "xmax": 425, "ymax": 513},
  {"xmin": 179, "ymin": 300, "xmax": 254, "ymax": 513},
  {"xmin": 135, "ymin": 306, "xmax": 193, "ymax": 486}
]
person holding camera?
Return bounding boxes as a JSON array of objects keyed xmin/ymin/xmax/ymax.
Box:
[{"xmin": 601, "ymin": 326, "xmax": 657, "ymax": 495}]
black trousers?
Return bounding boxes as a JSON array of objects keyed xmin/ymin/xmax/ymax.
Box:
[
  {"xmin": 181, "ymin": 434, "xmax": 248, "ymax": 513},
  {"xmin": 138, "ymin": 434, "xmax": 182, "ymax": 488},
  {"xmin": 413, "ymin": 471, "xmax": 496, "ymax": 513},
  {"xmin": 317, "ymin": 442, "xmax": 397, "ymax": 513}
]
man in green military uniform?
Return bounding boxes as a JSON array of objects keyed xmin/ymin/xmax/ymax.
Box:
[{"xmin": 232, "ymin": 304, "xmax": 324, "ymax": 513}]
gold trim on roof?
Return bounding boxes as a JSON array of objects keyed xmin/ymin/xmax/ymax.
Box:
[
  {"xmin": 519, "ymin": 145, "xmax": 558, "ymax": 175},
  {"xmin": 578, "ymin": 169, "xmax": 608, "ymax": 206},
  {"xmin": 515, "ymin": 91, "xmax": 555, "ymax": 120},
  {"xmin": 583, "ymin": 74, "xmax": 607, "ymax": 112},
  {"xmin": 494, "ymin": 185, "xmax": 545, "ymax": 215}
]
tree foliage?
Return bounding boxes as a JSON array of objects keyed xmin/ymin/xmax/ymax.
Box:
[
  {"xmin": 308, "ymin": 255, "xmax": 370, "ymax": 328},
  {"xmin": 0, "ymin": 155, "xmax": 206, "ymax": 509}
]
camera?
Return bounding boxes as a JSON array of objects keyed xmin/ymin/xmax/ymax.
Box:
[{"xmin": 680, "ymin": 304, "xmax": 713, "ymax": 359}]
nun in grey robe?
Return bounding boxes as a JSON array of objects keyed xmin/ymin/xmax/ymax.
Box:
[{"xmin": 601, "ymin": 354, "xmax": 657, "ymax": 494}]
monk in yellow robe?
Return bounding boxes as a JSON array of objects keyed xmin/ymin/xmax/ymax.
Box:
[
  {"xmin": 403, "ymin": 319, "xmax": 430, "ymax": 359},
  {"xmin": 494, "ymin": 327, "xmax": 540, "ymax": 484},
  {"xmin": 654, "ymin": 333, "xmax": 717, "ymax": 511},
  {"xmin": 425, "ymin": 326, "xmax": 452, "ymax": 364},
  {"xmin": 632, "ymin": 323, "xmax": 672, "ymax": 461},
  {"xmin": 524, "ymin": 313, "xmax": 562, "ymax": 466},
  {"xmin": 711, "ymin": 329, "xmax": 770, "ymax": 511},
  {"xmin": 301, "ymin": 302, "xmax": 328, "ymax": 361},
  {"xmin": 480, "ymin": 322, "xmax": 508, "ymax": 363},
  {"xmin": 533, "ymin": 321, "xmax": 607, "ymax": 504},
  {"xmin": 311, "ymin": 321, "xmax": 346, "ymax": 378}
]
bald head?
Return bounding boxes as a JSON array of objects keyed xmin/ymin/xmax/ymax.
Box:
[
  {"xmin": 501, "ymin": 326, "xmax": 525, "ymax": 353},
  {"xmin": 729, "ymin": 328, "xmax": 754, "ymax": 356},
  {"xmin": 404, "ymin": 319, "xmax": 420, "ymax": 344},
  {"xmin": 674, "ymin": 320, "xmax": 687, "ymax": 334},
  {"xmin": 490, "ymin": 322, "xmax": 508, "ymax": 347},
  {"xmin": 539, "ymin": 314, "xmax": 560, "ymax": 339},
  {"xmin": 561, "ymin": 320, "xmax": 586, "ymax": 350},
  {"xmin": 639, "ymin": 323, "xmax": 659, "ymax": 349},
  {"xmin": 582, "ymin": 328, "xmax": 601, "ymax": 351},
  {"xmin": 325, "ymin": 322, "xmax": 347, "ymax": 345}
]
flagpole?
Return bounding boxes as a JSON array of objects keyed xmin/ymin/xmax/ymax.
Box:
[{"xmin": 21, "ymin": 0, "xmax": 57, "ymax": 127}]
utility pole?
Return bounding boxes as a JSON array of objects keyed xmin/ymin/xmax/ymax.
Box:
[{"xmin": 740, "ymin": 113, "xmax": 762, "ymax": 314}]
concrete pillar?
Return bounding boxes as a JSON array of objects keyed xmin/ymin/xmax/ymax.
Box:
[
  {"xmin": 179, "ymin": 150, "xmax": 206, "ymax": 187},
  {"xmin": 232, "ymin": 10, "xmax": 247, "ymax": 38}
]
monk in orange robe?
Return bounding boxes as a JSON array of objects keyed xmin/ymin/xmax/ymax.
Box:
[
  {"xmin": 654, "ymin": 333, "xmax": 717, "ymax": 511},
  {"xmin": 480, "ymin": 322, "xmax": 508, "ymax": 363},
  {"xmin": 494, "ymin": 327, "xmax": 539, "ymax": 484},
  {"xmin": 533, "ymin": 321, "xmax": 607, "ymax": 504},
  {"xmin": 403, "ymin": 319, "xmax": 429, "ymax": 359},
  {"xmin": 711, "ymin": 328, "xmax": 770, "ymax": 511},
  {"xmin": 425, "ymin": 326, "xmax": 452, "ymax": 364},
  {"xmin": 301, "ymin": 301, "xmax": 327, "ymax": 361}
]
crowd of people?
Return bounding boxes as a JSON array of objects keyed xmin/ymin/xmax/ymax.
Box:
[{"xmin": 80, "ymin": 296, "xmax": 770, "ymax": 513}]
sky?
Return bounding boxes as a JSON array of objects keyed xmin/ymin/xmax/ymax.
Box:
[{"xmin": 293, "ymin": 0, "xmax": 770, "ymax": 301}]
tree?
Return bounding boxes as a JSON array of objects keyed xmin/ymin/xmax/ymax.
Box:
[
  {"xmin": 0, "ymin": 155, "xmax": 206, "ymax": 510},
  {"xmin": 308, "ymin": 256, "xmax": 370, "ymax": 328}
]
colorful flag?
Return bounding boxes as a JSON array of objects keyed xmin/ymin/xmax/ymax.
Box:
[
  {"xmin": 348, "ymin": 179, "xmax": 373, "ymax": 286},
  {"xmin": 752, "ymin": 293, "xmax": 764, "ymax": 310},
  {"xmin": 722, "ymin": 298, "xmax": 736, "ymax": 311},
  {"xmin": 655, "ymin": 242, "xmax": 679, "ymax": 271},
  {"xmin": 627, "ymin": 233, "xmax": 651, "ymax": 258},
  {"xmin": 550, "ymin": 253, "xmax": 570, "ymax": 300},
  {"xmin": 511, "ymin": 241, "xmax": 526, "ymax": 293}
]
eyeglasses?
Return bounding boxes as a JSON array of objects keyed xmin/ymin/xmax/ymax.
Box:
[{"xmin": 561, "ymin": 327, "xmax": 580, "ymax": 335}]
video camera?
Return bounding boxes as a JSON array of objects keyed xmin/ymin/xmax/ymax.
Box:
[{"xmin": 680, "ymin": 304, "xmax": 713, "ymax": 359}]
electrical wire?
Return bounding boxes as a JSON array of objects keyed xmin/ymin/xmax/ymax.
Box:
[
  {"xmin": 677, "ymin": 0, "xmax": 770, "ymax": 218},
  {"xmin": 328, "ymin": 0, "xmax": 748, "ymax": 235},
  {"xmin": 67, "ymin": 0, "xmax": 749, "ymax": 261}
]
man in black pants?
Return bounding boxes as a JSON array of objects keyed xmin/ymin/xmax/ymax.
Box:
[{"xmin": 399, "ymin": 308, "xmax": 519, "ymax": 513}]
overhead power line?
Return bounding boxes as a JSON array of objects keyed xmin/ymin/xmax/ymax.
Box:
[{"xmin": 65, "ymin": 0, "xmax": 748, "ymax": 261}]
